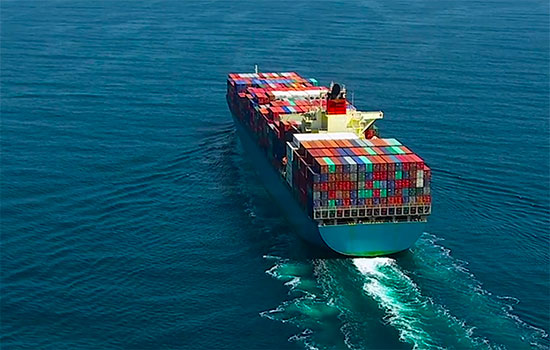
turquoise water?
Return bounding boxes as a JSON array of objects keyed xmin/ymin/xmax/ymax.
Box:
[{"xmin": 1, "ymin": 0, "xmax": 548, "ymax": 349}]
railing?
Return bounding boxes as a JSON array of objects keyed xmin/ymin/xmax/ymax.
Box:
[{"xmin": 313, "ymin": 204, "xmax": 431, "ymax": 220}]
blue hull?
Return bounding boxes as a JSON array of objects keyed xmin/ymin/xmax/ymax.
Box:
[{"xmin": 231, "ymin": 114, "xmax": 424, "ymax": 257}]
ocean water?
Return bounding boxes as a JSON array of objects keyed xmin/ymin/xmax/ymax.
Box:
[{"xmin": 1, "ymin": 0, "xmax": 549, "ymax": 349}]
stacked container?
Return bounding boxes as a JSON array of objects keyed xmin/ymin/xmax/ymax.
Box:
[
  {"xmin": 286, "ymin": 135, "xmax": 431, "ymax": 220},
  {"xmin": 227, "ymin": 72, "xmax": 328, "ymax": 166},
  {"xmin": 227, "ymin": 72, "xmax": 431, "ymax": 222}
]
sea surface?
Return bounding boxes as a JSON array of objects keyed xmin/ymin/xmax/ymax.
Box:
[{"xmin": 1, "ymin": 0, "xmax": 549, "ymax": 349}]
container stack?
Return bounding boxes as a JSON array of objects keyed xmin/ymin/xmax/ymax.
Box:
[
  {"xmin": 286, "ymin": 135, "xmax": 431, "ymax": 221},
  {"xmin": 227, "ymin": 72, "xmax": 331, "ymax": 165},
  {"xmin": 226, "ymin": 71, "xmax": 431, "ymax": 222}
]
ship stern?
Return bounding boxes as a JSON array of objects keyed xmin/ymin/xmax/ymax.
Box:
[{"xmin": 318, "ymin": 221, "xmax": 425, "ymax": 257}]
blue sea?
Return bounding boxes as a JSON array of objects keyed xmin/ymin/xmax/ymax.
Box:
[{"xmin": 1, "ymin": 0, "xmax": 549, "ymax": 349}]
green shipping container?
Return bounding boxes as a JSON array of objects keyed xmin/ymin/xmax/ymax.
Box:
[
  {"xmin": 323, "ymin": 157, "xmax": 336, "ymax": 173},
  {"xmin": 364, "ymin": 148, "xmax": 378, "ymax": 156},
  {"xmin": 391, "ymin": 146, "xmax": 406, "ymax": 154},
  {"xmin": 358, "ymin": 156, "xmax": 373, "ymax": 172}
]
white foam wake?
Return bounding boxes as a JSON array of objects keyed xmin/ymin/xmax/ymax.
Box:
[
  {"xmin": 352, "ymin": 257, "xmax": 490, "ymax": 350},
  {"xmin": 353, "ymin": 258, "xmax": 442, "ymax": 349}
]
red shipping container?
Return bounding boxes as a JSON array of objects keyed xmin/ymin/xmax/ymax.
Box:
[
  {"xmin": 333, "ymin": 140, "xmax": 345, "ymax": 148},
  {"xmin": 332, "ymin": 157, "xmax": 345, "ymax": 173},
  {"xmin": 370, "ymin": 138, "xmax": 388, "ymax": 147},
  {"xmin": 341, "ymin": 140, "xmax": 354, "ymax": 148},
  {"xmin": 409, "ymin": 154, "xmax": 425, "ymax": 169},
  {"xmin": 374, "ymin": 189, "xmax": 380, "ymax": 197},
  {"xmin": 372, "ymin": 155, "xmax": 384, "ymax": 171},
  {"xmin": 381, "ymin": 156, "xmax": 390, "ymax": 172},
  {"xmin": 316, "ymin": 140, "xmax": 330, "ymax": 149},
  {"xmin": 327, "ymin": 148, "xmax": 339, "ymax": 157},
  {"xmin": 325, "ymin": 140, "xmax": 337, "ymax": 148},
  {"xmin": 396, "ymin": 155, "xmax": 411, "ymax": 170}
]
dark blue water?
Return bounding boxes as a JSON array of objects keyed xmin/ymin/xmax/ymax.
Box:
[{"xmin": 2, "ymin": 0, "xmax": 549, "ymax": 349}]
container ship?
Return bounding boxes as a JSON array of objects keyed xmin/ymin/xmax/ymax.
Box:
[{"xmin": 226, "ymin": 70, "xmax": 431, "ymax": 256}]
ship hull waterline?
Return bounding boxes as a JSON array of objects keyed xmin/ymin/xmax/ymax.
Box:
[{"xmin": 230, "ymin": 110, "xmax": 425, "ymax": 257}]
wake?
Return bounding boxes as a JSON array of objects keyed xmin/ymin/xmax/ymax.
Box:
[
  {"xmin": 353, "ymin": 257, "xmax": 488, "ymax": 349},
  {"xmin": 353, "ymin": 233, "xmax": 548, "ymax": 349},
  {"xmin": 260, "ymin": 234, "xmax": 548, "ymax": 350}
]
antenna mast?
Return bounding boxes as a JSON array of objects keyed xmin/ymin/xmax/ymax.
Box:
[{"xmin": 254, "ymin": 64, "xmax": 259, "ymax": 74}]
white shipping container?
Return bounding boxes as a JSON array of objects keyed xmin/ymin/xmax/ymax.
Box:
[
  {"xmin": 292, "ymin": 132, "xmax": 359, "ymax": 147},
  {"xmin": 271, "ymin": 89, "xmax": 328, "ymax": 100},
  {"xmin": 343, "ymin": 156, "xmax": 358, "ymax": 172}
]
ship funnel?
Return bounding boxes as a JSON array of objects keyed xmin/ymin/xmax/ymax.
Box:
[{"xmin": 327, "ymin": 82, "xmax": 347, "ymax": 114}]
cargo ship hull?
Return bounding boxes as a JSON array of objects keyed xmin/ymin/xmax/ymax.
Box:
[{"xmin": 231, "ymin": 110, "xmax": 425, "ymax": 257}]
